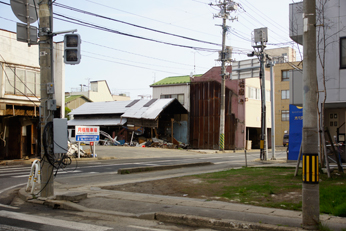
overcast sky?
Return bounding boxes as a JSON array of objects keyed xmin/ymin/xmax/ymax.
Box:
[{"xmin": 0, "ymin": 0, "xmax": 298, "ymax": 99}]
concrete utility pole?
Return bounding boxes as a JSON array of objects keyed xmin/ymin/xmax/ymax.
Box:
[
  {"xmin": 267, "ymin": 60, "xmax": 275, "ymax": 160},
  {"xmin": 212, "ymin": 0, "xmax": 237, "ymax": 151},
  {"xmin": 260, "ymin": 52, "xmax": 268, "ymax": 160},
  {"xmin": 249, "ymin": 27, "xmax": 269, "ymax": 160},
  {"xmin": 302, "ymin": 0, "xmax": 319, "ymax": 228},
  {"xmin": 39, "ymin": 0, "xmax": 54, "ymax": 197},
  {"xmin": 219, "ymin": 11, "xmax": 227, "ymax": 152}
]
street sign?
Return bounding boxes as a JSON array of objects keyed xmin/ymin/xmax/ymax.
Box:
[
  {"xmin": 17, "ymin": 23, "xmax": 38, "ymax": 44},
  {"xmin": 75, "ymin": 126, "xmax": 100, "ymax": 142},
  {"xmin": 10, "ymin": 0, "xmax": 38, "ymax": 24}
]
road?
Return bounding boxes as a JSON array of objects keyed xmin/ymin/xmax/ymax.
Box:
[{"xmin": 0, "ymin": 147, "xmax": 287, "ymax": 230}]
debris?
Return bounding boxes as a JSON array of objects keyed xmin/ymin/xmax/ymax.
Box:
[{"xmin": 67, "ymin": 141, "xmax": 86, "ymax": 157}]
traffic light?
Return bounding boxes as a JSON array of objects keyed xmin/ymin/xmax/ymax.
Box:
[{"xmin": 64, "ymin": 34, "xmax": 81, "ymax": 65}]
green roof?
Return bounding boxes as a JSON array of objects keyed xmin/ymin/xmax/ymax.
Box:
[
  {"xmin": 65, "ymin": 95, "xmax": 91, "ymax": 103},
  {"xmin": 151, "ymin": 75, "xmax": 202, "ymax": 86}
]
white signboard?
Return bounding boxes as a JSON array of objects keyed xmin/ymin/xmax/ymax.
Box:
[{"xmin": 75, "ymin": 126, "xmax": 100, "ymax": 142}]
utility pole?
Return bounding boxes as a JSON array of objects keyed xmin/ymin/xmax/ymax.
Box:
[
  {"xmin": 267, "ymin": 59, "xmax": 276, "ymax": 160},
  {"xmin": 249, "ymin": 27, "xmax": 269, "ymax": 160},
  {"xmin": 39, "ymin": 0, "xmax": 54, "ymax": 197},
  {"xmin": 211, "ymin": 0, "xmax": 237, "ymax": 152},
  {"xmin": 302, "ymin": 0, "xmax": 319, "ymax": 228}
]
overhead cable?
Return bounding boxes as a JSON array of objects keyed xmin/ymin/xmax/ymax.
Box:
[
  {"xmin": 53, "ymin": 2, "xmax": 221, "ymax": 47},
  {"xmin": 54, "ymin": 13, "xmax": 220, "ymax": 52}
]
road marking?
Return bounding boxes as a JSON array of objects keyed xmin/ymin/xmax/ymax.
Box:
[
  {"xmin": 0, "ymin": 210, "xmax": 112, "ymax": 231},
  {"xmin": 0, "ymin": 204, "xmax": 19, "ymax": 209},
  {"xmin": 0, "ymin": 167, "xmax": 31, "ymax": 172},
  {"xmin": 11, "ymin": 170, "xmax": 82, "ymax": 178},
  {"xmin": 215, "ymin": 161, "xmax": 243, "ymax": 164},
  {"xmin": 128, "ymin": 225, "xmax": 171, "ymax": 231},
  {"xmin": 0, "ymin": 183, "xmax": 26, "ymax": 210},
  {"xmin": 134, "ymin": 163, "xmax": 160, "ymax": 166},
  {"xmin": 199, "ymin": 157, "xmax": 225, "ymax": 159}
]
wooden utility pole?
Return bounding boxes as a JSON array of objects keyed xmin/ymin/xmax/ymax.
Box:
[
  {"xmin": 39, "ymin": 0, "xmax": 54, "ymax": 197},
  {"xmin": 302, "ymin": 0, "xmax": 319, "ymax": 228}
]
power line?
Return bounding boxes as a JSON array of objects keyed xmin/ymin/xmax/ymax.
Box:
[
  {"xmin": 54, "ymin": 13, "xmax": 220, "ymax": 52},
  {"xmin": 53, "ymin": 2, "xmax": 221, "ymax": 47},
  {"xmin": 83, "ymin": 50, "xmax": 193, "ymax": 71},
  {"xmin": 83, "ymin": 0, "xmax": 220, "ymax": 38},
  {"xmin": 83, "ymin": 40, "xmax": 205, "ymax": 68}
]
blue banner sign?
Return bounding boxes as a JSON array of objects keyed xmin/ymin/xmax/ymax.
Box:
[
  {"xmin": 76, "ymin": 135, "xmax": 100, "ymax": 142},
  {"xmin": 288, "ymin": 104, "xmax": 303, "ymax": 160}
]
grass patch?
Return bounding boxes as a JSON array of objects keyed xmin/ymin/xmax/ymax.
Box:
[
  {"xmin": 107, "ymin": 167, "xmax": 346, "ymax": 217},
  {"xmin": 192, "ymin": 167, "xmax": 346, "ymax": 216}
]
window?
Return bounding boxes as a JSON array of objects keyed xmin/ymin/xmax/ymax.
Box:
[
  {"xmin": 3, "ymin": 66, "xmax": 40, "ymax": 96},
  {"xmin": 281, "ymin": 90, "xmax": 290, "ymax": 99},
  {"xmin": 248, "ymin": 87, "xmax": 261, "ymax": 100},
  {"xmin": 5, "ymin": 66, "xmax": 15, "ymax": 94},
  {"xmin": 341, "ymin": 37, "xmax": 346, "ymax": 69},
  {"xmin": 281, "ymin": 110, "xmax": 289, "ymax": 121},
  {"xmin": 266, "ymin": 90, "xmax": 271, "ymax": 101},
  {"xmin": 160, "ymin": 94, "xmax": 184, "ymax": 105},
  {"xmin": 282, "ymin": 70, "xmax": 290, "ymax": 81}
]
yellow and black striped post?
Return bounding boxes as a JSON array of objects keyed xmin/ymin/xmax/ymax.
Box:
[
  {"xmin": 219, "ymin": 133, "xmax": 224, "ymax": 150},
  {"xmin": 302, "ymin": 153, "xmax": 319, "ymax": 183}
]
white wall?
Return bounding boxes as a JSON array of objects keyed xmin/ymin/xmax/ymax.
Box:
[
  {"xmin": 245, "ymin": 78, "xmax": 271, "ymax": 128},
  {"xmin": 88, "ymin": 81, "xmax": 114, "ymax": 102},
  {"xmin": 0, "ymin": 29, "xmax": 65, "ymax": 111},
  {"xmin": 152, "ymin": 84, "xmax": 190, "ymax": 111},
  {"xmin": 317, "ymin": 0, "xmax": 346, "ymax": 104}
]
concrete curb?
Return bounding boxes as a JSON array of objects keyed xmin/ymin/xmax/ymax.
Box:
[
  {"xmin": 155, "ymin": 212, "xmax": 303, "ymax": 231},
  {"xmin": 22, "ymin": 193, "xmax": 303, "ymax": 231},
  {"xmin": 117, "ymin": 162, "xmax": 213, "ymax": 174}
]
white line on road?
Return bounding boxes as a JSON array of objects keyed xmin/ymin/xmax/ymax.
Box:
[
  {"xmin": 128, "ymin": 225, "xmax": 172, "ymax": 231},
  {"xmin": 0, "ymin": 183, "xmax": 26, "ymax": 210},
  {"xmin": 214, "ymin": 161, "xmax": 244, "ymax": 165},
  {"xmin": 11, "ymin": 170, "xmax": 82, "ymax": 178},
  {"xmin": 199, "ymin": 156, "xmax": 227, "ymax": 160},
  {"xmin": 0, "ymin": 210, "xmax": 112, "ymax": 231}
]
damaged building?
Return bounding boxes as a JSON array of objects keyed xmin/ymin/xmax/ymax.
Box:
[
  {"xmin": 0, "ymin": 29, "xmax": 65, "ymax": 160},
  {"xmin": 68, "ymin": 98, "xmax": 188, "ymax": 146}
]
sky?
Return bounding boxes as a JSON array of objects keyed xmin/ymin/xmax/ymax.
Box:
[{"xmin": 0, "ymin": 0, "xmax": 299, "ymax": 99}]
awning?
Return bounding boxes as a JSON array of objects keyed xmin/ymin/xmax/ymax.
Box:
[{"xmin": 68, "ymin": 118, "xmax": 127, "ymax": 126}]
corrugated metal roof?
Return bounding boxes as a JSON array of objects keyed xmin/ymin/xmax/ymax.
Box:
[
  {"xmin": 68, "ymin": 117, "xmax": 126, "ymax": 126},
  {"xmin": 121, "ymin": 98, "xmax": 175, "ymax": 120},
  {"xmin": 69, "ymin": 100, "xmax": 132, "ymax": 115},
  {"xmin": 69, "ymin": 99, "xmax": 183, "ymax": 126}
]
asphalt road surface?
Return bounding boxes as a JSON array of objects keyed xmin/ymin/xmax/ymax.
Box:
[{"xmin": 0, "ymin": 148, "xmax": 287, "ymax": 230}]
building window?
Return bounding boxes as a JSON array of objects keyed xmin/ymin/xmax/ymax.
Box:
[
  {"xmin": 341, "ymin": 37, "xmax": 346, "ymax": 69},
  {"xmin": 4, "ymin": 66, "xmax": 40, "ymax": 97},
  {"xmin": 248, "ymin": 87, "xmax": 261, "ymax": 100},
  {"xmin": 160, "ymin": 94, "xmax": 184, "ymax": 105},
  {"xmin": 281, "ymin": 90, "xmax": 290, "ymax": 99},
  {"xmin": 282, "ymin": 70, "xmax": 290, "ymax": 81},
  {"xmin": 266, "ymin": 90, "xmax": 271, "ymax": 101},
  {"xmin": 282, "ymin": 110, "xmax": 289, "ymax": 121}
]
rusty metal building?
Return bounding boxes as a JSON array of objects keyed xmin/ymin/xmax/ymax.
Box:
[{"xmin": 190, "ymin": 66, "xmax": 246, "ymax": 150}]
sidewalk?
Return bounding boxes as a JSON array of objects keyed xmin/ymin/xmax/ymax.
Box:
[{"xmin": 18, "ymin": 156, "xmax": 346, "ymax": 231}]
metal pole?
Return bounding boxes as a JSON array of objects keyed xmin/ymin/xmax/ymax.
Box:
[
  {"xmin": 302, "ymin": 0, "xmax": 319, "ymax": 228},
  {"xmin": 270, "ymin": 62, "xmax": 276, "ymax": 160},
  {"xmin": 39, "ymin": 0, "xmax": 54, "ymax": 197},
  {"xmin": 219, "ymin": 3, "xmax": 227, "ymax": 152}
]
